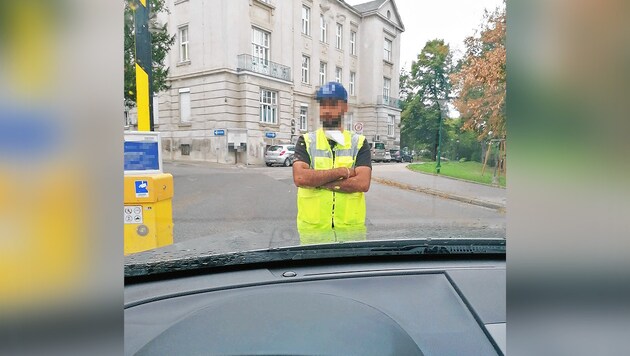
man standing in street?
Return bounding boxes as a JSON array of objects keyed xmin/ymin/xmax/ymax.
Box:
[{"xmin": 292, "ymin": 82, "xmax": 372, "ymax": 243}]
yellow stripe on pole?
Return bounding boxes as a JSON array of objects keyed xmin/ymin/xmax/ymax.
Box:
[{"xmin": 135, "ymin": 63, "xmax": 150, "ymax": 131}]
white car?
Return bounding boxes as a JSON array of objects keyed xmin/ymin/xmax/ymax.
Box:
[{"xmin": 264, "ymin": 144, "xmax": 295, "ymax": 167}]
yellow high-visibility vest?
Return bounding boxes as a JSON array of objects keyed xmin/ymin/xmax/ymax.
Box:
[{"xmin": 297, "ymin": 128, "xmax": 366, "ymax": 238}]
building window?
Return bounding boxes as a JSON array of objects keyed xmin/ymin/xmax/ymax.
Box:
[
  {"xmin": 335, "ymin": 23, "xmax": 343, "ymax": 49},
  {"xmin": 260, "ymin": 89, "xmax": 278, "ymax": 124},
  {"xmin": 335, "ymin": 67, "xmax": 342, "ymax": 83},
  {"xmin": 346, "ymin": 112, "xmax": 354, "ymax": 132},
  {"xmin": 301, "ymin": 55, "xmax": 310, "ymax": 84},
  {"xmin": 319, "ymin": 61, "xmax": 327, "ymax": 86},
  {"xmin": 302, "ymin": 5, "xmax": 310, "ymax": 36},
  {"xmin": 299, "ymin": 105, "xmax": 308, "ymax": 131},
  {"xmin": 179, "ymin": 89, "xmax": 191, "ymax": 123},
  {"xmin": 384, "ymin": 38, "xmax": 392, "ymax": 62},
  {"xmin": 349, "ymin": 72, "xmax": 356, "ymax": 96},
  {"xmin": 383, "ymin": 77, "xmax": 391, "ymax": 100},
  {"xmin": 179, "ymin": 26, "xmax": 189, "ymax": 62},
  {"xmin": 350, "ymin": 30, "xmax": 356, "ymax": 55},
  {"xmin": 252, "ymin": 27, "xmax": 270, "ymax": 64},
  {"xmin": 388, "ymin": 115, "xmax": 395, "ymax": 136},
  {"xmin": 320, "ymin": 14, "xmax": 327, "ymax": 43}
]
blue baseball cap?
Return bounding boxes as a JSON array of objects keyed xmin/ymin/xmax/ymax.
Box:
[{"xmin": 316, "ymin": 82, "xmax": 348, "ymax": 101}]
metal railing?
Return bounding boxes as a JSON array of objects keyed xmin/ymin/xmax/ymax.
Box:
[
  {"xmin": 377, "ymin": 95, "xmax": 402, "ymax": 109},
  {"xmin": 237, "ymin": 54, "xmax": 291, "ymax": 82}
]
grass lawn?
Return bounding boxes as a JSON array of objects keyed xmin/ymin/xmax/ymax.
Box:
[{"xmin": 408, "ymin": 161, "xmax": 506, "ymax": 187}]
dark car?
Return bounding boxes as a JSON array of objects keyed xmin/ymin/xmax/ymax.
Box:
[{"xmin": 390, "ymin": 149, "xmax": 413, "ymax": 163}]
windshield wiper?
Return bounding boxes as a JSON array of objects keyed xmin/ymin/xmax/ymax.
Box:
[{"xmin": 125, "ymin": 238, "xmax": 505, "ymax": 279}]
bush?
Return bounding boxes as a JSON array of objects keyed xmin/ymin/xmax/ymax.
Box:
[
  {"xmin": 459, "ymin": 157, "xmax": 467, "ymax": 163},
  {"xmin": 419, "ymin": 149, "xmax": 433, "ymax": 159}
]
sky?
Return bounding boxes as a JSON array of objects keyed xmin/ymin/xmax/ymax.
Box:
[{"xmin": 346, "ymin": 0, "xmax": 505, "ymax": 71}]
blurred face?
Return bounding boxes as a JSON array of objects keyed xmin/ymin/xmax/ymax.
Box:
[{"xmin": 318, "ymin": 99, "xmax": 348, "ymax": 129}]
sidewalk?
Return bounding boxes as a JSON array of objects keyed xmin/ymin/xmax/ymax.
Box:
[{"xmin": 371, "ymin": 164, "xmax": 506, "ymax": 210}]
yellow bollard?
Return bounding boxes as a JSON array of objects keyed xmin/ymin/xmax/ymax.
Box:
[{"xmin": 123, "ymin": 173, "xmax": 173, "ymax": 255}]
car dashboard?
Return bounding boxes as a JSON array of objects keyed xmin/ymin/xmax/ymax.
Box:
[{"xmin": 125, "ymin": 258, "xmax": 505, "ymax": 355}]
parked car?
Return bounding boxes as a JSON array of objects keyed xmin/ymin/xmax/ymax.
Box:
[
  {"xmin": 392, "ymin": 149, "xmax": 413, "ymax": 163},
  {"xmin": 265, "ymin": 144, "xmax": 295, "ymax": 167},
  {"xmin": 371, "ymin": 142, "xmax": 388, "ymax": 162},
  {"xmin": 383, "ymin": 150, "xmax": 392, "ymax": 163}
]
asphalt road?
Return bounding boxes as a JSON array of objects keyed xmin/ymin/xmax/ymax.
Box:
[{"xmin": 164, "ymin": 161, "xmax": 506, "ymax": 252}]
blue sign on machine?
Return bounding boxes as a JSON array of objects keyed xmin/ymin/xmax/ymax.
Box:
[
  {"xmin": 124, "ymin": 141, "xmax": 160, "ymax": 171},
  {"xmin": 214, "ymin": 129, "xmax": 225, "ymax": 136},
  {"xmin": 134, "ymin": 180, "xmax": 149, "ymax": 198},
  {"xmin": 265, "ymin": 132, "xmax": 276, "ymax": 138}
]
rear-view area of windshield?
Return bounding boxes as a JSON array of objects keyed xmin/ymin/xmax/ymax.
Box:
[{"xmin": 374, "ymin": 143, "xmax": 386, "ymax": 150}]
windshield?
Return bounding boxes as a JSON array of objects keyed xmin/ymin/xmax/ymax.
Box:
[{"xmin": 123, "ymin": 0, "xmax": 507, "ymax": 268}]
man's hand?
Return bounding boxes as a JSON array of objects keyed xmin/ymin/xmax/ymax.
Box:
[
  {"xmin": 319, "ymin": 166, "xmax": 371, "ymax": 193},
  {"xmin": 293, "ymin": 161, "xmax": 353, "ymax": 188}
]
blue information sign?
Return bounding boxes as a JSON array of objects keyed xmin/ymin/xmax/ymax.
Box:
[
  {"xmin": 214, "ymin": 129, "xmax": 225, "ymax": 136},
  {"xmin": 124, "ymin": 141, "xmax": 160, "ymax": 171},
  {"xmin": 265, "ymin": 132, "xmax": 276, "ymax": 138},
  {"xmin": 134, "ymin": 180, "xmax": 149, "ymax": 198}
]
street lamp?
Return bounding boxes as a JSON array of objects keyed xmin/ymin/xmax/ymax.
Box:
[
  {"xmin": 455, "ymin": 139, "xmax": 460, "ymax": 161},
  {"xmin": 436, "ymin": 99, "xmax": 448, "ymax": 174}
]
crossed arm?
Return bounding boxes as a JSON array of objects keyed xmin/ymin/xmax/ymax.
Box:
[{"xmin": 292, "ymin": 161, "xmax": 371, "ymax": 193}]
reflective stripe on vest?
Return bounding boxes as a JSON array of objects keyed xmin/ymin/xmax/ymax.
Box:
[{"xmin": 298, "ymin": 128, "xmax": 366, "ymax": 233}]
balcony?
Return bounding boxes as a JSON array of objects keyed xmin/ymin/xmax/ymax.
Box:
[
  {"xmin": 237, "ymin": 54, "xmax": 291, "ymax": 82},
  {"xmin": 377, "ymin": 95, "xmax": 402, "ymax": 109}
]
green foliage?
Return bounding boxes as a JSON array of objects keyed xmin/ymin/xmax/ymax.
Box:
[
  {"xmin": 124, "ymin": 0, "xmax": 175, "ymax": 106},
  {"xmin": 399, "ymin": 40, "xmax": 453, "ymax": 160},
  {"xmin": 441, "ymin": 119, "xmax": 483, "ymax": 162},
  {"xmin": 401, "ymin": 96, "xmax": 440, "ymax": 158},
  {"xmin": 410, "ymin": 39, "xmax": 453, "ymax": 101}
]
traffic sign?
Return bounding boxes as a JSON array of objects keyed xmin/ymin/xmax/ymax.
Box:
[
  {"xmin": 354, "ymin": 122, "xmax": 364, "ymax": 132},
  {"xmin": 265, "ymin": 132, "xmax": 276, "ymax": 138},
  {"xmin": 214, "ymin": 129, "xmax": 225, "ymax": 136}
]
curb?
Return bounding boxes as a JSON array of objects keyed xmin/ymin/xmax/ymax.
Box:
[
  {"xmin": 164, "ymin": 160, "xmax": 255, "ymax": 169},
  {"xmin": 372, "ymin": 177, "xmax": 506, "ymax": 211}
]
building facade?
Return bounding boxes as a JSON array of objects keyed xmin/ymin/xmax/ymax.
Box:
[{"xmin": 136, "ymin": 0, "xmax": 404, "ymax": 164}]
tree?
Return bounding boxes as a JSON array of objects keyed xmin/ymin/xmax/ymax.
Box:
[
  {"xmin": 400, "ymin": 39, "xmax": 453, "ymax": 160},
  {"xmin": 410, "ymin": 39, "xmax": 453, "ymax": 103},
  {"xmin": 124, "ymin": 0, "xmax": 175, "ymax": 107},
  {"xmin": 441, "ymin": 118, "xmax": 483, "ymax": 162},
  {"xmin": 398, "ymin": 67, "xmax": 413, "ymax": 103},
  {"xmin": 401, "ymin": 96, "xmax": 440, "ymax": 156},
  {"xmin": 451, "ymin": 4, "xmax": 506, "ymax": 140}
]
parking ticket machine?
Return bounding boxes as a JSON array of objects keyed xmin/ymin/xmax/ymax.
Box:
[{"xmin": 123, "ymin": 132, "xmax": 173, "ymax": 255}]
